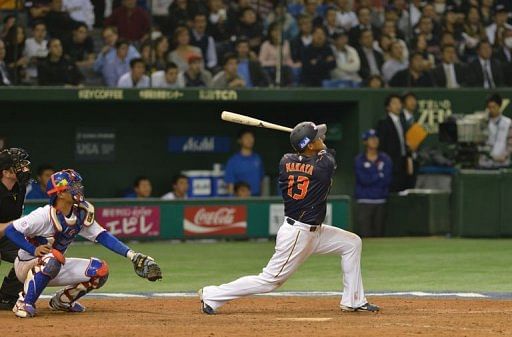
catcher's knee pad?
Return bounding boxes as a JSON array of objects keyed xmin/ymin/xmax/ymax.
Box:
[
  {"xmin": 85, "ymin": 258, "xmax": 109, "ymax": 289},
  {"xmin": 38, "ymin": 256, "xmax": 62, "ymax": 279}
]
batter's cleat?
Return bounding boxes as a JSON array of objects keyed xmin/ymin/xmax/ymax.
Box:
[
  {"xmin": 49, "ymin": 296, "xmax": 86, "ymax": 313},
  {"xmin": 13, "ymin": 301, "xmax": 36, "ymax": 318},
  {"xmin": 198, "ymin": 288, "xmax": 215, "ymax": 315},
  {"xmin": 341, "ymin": 303, "xmax": 380, "ymax": 312}
]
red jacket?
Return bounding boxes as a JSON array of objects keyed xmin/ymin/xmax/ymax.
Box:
[{"xmin": 104, "ymin": 6, "xmax": 150, "ymax": 42}]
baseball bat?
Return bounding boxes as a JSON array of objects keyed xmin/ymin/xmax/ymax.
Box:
[{"xmin": 221, "ymin": 111, "xmax": 293, "ymax": 133}]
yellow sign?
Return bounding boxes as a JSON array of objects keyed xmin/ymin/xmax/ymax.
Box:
[
  {"xmin": 78, "ymin": 90, "xmax": 124, "ymax": 100},
  {"xmin": 417, "ymin": 99, "xmax": 452, "ymax": 133},
  {"xmin": 199, "ymin": 90, "xmax": 238, "ymax": 101}
]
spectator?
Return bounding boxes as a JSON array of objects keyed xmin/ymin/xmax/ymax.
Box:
[
  {"xmin": 212, "ymin": 53, "xmax": 245, "ymax": 88},
  {"xmin": 380, "ymin": 19, "xmax": 409, "ymax": 60},
  {"xmin": 375, "ymin": 34, "xmax": 393, "ymax": 61},
  {"xmin": 93, "ymin": 26, "xmax": 139, "ymax": 74},
  {"xmin": 38, "ymin": 38, "xmax": 83, "ymax": 85},
  {"xmin": 26, "ymin": 0, "xmax": 51, "ymax": 21},
  {"xmin": 44, "ymin": 0, "xmax": 78, "ymax": 41},
  {"xmin": 26, "ymin": 164, "xmax": 55, "ymax": 199},
  {"xmin": 432, "ymin": 44, "xmax": 466, "ymax": 88},
  {"xmin": 479, "ymin": 93, "xmax": 512, "ymax": 169},
  {"xmin": 415, "ymin": 16, "xmax": 440, "ymax": 51},
  {"xmin": 190, "ymin": 13, "xmax": 218, "ymax": 71},
  {"xmin": 357, "ymin": 29, "xmax": 384, "ymax": 81},
  {"xmin": 234, "ymin": 181, "xmax": 251, "ymax": 198},
  {"xmin": 168, "ymin": 26, "xmax": 202, "ymax": 72},
  {"xmin": 466, "ymin": 40, "xmax": 504, "ymax": 88},
  {"xmin": 259, "ymin": 22, "xmax": 296, "ymax": 86},
  {"xmin": 104, "ymin": 0, "xmax": 150, "ymax": 42},
  {"xmin": 264, "ymin": 3, "xmax": 298, "ymax": 41},
  {"xmin": 152, "ymin": 62, "xmax": 184, "ymax": 88},
  {"xmin": 330, "ymin": 31, "xmax": 361, "ymax": 84},
  {"xmin": 382, "ymin": 40, "xmax": 408, "ymax": 83},
  {"xmin": 485, "ymin": 4, "xmax": 512, "ymax": 47},
  {"xmin": 354, "ymin": 129, "xmax": 392, "ymax": 237},
  {"xmin": 336, "ymin": 0, "xmax": 358, "ymax": 32},
  {"xmin": 233, "ymin": 7, "xmax": 264, "ymax": 52},
  {"xmin": 24, "ymin": 22, "xmax": 48, "ymax": 82},
  {"xmin": 495, "ymin": 29, "xmax": 512, "ymax": 86},
  {"xmin": 235, "ymin": 38, "xmax": 269, "ymax": 87},
  {"xmin": 349, "ymin": 7, "xmax": 378, "ymax": 47},
  {"xmin": 177, "ymin": 54, "xmax": 212, "ymax": 87},
  {"xmin": 412, "ymin": 34, "xmax": 435, "ymax": 70},
  {"xmin": 462, "ymin": 6, "xmax": 486, "ymax": 62},
  {"xmin": 102, "ymin": 39, "xmax": 134, "ymax": 87},
  {"xmin": 117, "ymin": 57, "xmax": 149, "ymax": 88},
  {"xmin": 365, "ymin": 74, "xmax": 384, "ymax": 88},
  {"xmin": 480, "ymin": 0, "xmax": 494, "ymax": 27},
  {"xmin": 301, "ymin": 26, "xmax": 336, "ymax": 86},
  {"xmin": 376, "ymin": 94, "xmax": 409, "ymax": 192},
  {"xmin": 441, "ymin": 5, "xmax": 463, "ymax": 41},
  {"xmin": 125, "ymin": 176, "xmax": 152, "ymax": 198},
  {"xmin": 207, "ymin": 0, "xmax": 229, "ymax": 43},
  {"xmin": 143, "ymin": 36, "xmax": 169, "ymax": 71},
  {"xmin": 389, "ymin": 52, "xmax": 434, "ymax": 87},
  {"xmin": 161, "ymin": 174, "xmax": 189, "ymax": 200},
  {"xmin": 62, "ymin": 0, "xmax": 94, "ymax": 30},
  {"xmin": 167, "ymin": 0, "xmax": 196, "ymax": 34},
  {"xmin": 63, "ymin": 22, "xmax": 95, "ymax": 68},
  {"xmin": 290, "ymin": 14, "xmax": 313, "ymax": 64},
  {"xmin": 324, "ymin": 6, "xmax": 342, "ymax": 40},
  {"xmin": 1, "ymin": 15, "xmax": 15, "ymax": 40},
  {"xmin": 302, "ymin": 0, "xmax": 323, "ymax": 27},
  {"xmin": 0, "ymin": 40, "xmax": 12, "ymax": 85},
  {"xmin": 225, "ymin": 129, "xmax": 264, "ymax": 196},
  {"xmin": 4, "ymin": 26, "xmax": 27, "ymax": 84}
]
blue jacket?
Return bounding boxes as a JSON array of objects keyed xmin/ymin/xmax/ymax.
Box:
[{"xmin": 354, "ymin": 152, "xmax": 393, "ymax": 202}]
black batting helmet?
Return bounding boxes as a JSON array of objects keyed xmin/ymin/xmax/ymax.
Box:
[{"xmin": 290, "ymin": 122, "xmax": 327, "ymax": 152}]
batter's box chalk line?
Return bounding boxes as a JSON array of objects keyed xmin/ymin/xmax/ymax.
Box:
[{"xmin": 39, "ymin": 291, "xmax": 501, "ymax": 299}]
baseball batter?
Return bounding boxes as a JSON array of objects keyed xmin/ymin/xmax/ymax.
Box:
[
  {"xmin": 199, "ymin": 122, "xmax": 379, "ymax": 314},
  {"xmin": 0, "ymin": 169, "xmax": 162, "ymax": 318}
]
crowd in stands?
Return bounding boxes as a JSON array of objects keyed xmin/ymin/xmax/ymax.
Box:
[{"xmin": 0, "ymin": 0, "xmax": 512, "ymax": 88}]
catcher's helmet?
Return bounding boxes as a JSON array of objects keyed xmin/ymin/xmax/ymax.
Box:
[
  {"xmin": 46, "ymin": 169, "xmax": 84, "ymax": 204},
  {"xmin": 290, "ymin": 122, "xmax": 327, "ymax": 152}
]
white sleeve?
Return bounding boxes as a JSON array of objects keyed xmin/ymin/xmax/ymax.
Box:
[
  {"xmin": 12, "ymin": 206, "xmax": 50, "ymax": 237},
  {"xmin": 79, "ymin": 221, "xmax": 106, "ymax": 242}
]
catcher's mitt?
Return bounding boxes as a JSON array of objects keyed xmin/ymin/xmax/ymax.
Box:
[{"xmin": 131, "ymin": 253, "xmax": 162, "ymax": 281}]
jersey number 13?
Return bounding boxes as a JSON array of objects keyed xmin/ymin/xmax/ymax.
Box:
[{"xmin": 287, "ymin": 175, "xmax": 310, "ymax": 200}]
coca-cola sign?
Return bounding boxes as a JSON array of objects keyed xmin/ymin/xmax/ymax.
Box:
[{"xmin": 184, "ymin": 205, "xmax": 247, "ymax": 236}]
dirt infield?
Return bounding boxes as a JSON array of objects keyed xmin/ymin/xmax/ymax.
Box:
[{"xmin": 2, "ymin": 297, "xmax": 512, "ymax": 337}]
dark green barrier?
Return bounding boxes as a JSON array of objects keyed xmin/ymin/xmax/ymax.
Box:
[
  {"xmin": 384, "ymin": 192, "xmax": 451, "ymax": 236},
  {"xmin": 453, "ymin": 170, "xmax": 512, "ymax": 237},
  {"xmin": 24, "ymin": 196, "xmax": 350, "ymax": 240}
]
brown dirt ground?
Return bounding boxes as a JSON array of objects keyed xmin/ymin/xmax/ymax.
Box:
[{"xmin": 1, "ymin": 297, "xmax": 512, "ymax": 337}]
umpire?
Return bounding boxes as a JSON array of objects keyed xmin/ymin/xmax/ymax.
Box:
[{"xmin": 0, "ymin": 148, "xmax": 31, "ymax": 310}]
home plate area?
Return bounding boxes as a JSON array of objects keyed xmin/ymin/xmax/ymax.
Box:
[{"xmin": 2, "ymin": 293, "xmax": 511, "ymax": 337}]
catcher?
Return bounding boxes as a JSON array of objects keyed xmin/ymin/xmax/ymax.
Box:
[{"xmin": 0, "ymin": 169, "xmax": 162, "ymax": 318}]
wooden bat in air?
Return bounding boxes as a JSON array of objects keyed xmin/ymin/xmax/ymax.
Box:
[{"xmin": 221, "ymin": 111, "xmax": 293, "ymax": 133}]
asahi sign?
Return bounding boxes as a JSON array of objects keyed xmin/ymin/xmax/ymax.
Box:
[{"xmin": 183, "ymin": 206, "xmax": 247, "ymax": 236}]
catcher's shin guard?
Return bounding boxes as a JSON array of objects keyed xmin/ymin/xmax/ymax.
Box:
[
  {"xmin": 50, "ymin": 258, "xmax": 108, "ymax": 312},
  {"xmin": 24, "ymin": 255, "xmax": 62, "ymax": 305}
]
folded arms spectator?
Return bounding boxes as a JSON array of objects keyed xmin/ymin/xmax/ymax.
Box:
[
  {"xmin": 301, "ymin": 26, "xmax": 336, "ymax": 86},
  {"xmin": 212, "ymin": 53, "xmax": 246, "ymax": 88}
]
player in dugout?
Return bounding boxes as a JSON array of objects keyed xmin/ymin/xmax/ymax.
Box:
[{"xmin": 199, "ymin": 122, "xmax": 379, "ymax": 314}]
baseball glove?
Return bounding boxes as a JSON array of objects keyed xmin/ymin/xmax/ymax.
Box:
[{"xmin": 131, "ymin": 253, "xmax": 162, "ymax": 281}]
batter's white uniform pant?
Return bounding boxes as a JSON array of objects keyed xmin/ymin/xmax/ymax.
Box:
[
  {"xmin": 14, "ymin": 256, "xmax": 95, "ymax": 287},
  {"xmin": 202, "ymin": 218, "xmax": 367, "ymax": 310}
]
